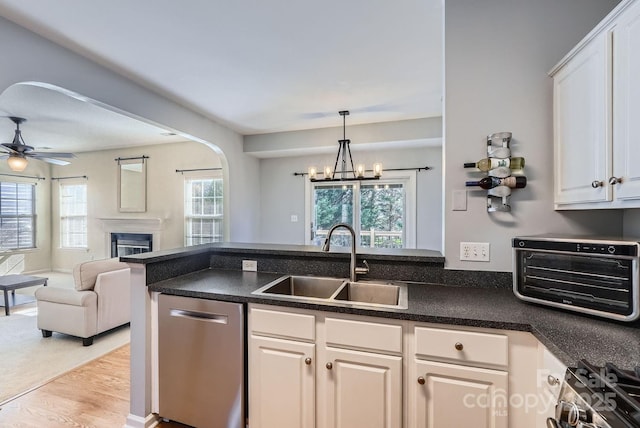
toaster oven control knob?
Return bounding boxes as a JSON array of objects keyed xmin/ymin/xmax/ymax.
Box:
[
  {"xmin": 607, "ymin": 245, "xmax": 615, "ymax": 254},
  {"xmin": 556, "ymin": 401, "xmax": 582, "ymax": 426}
]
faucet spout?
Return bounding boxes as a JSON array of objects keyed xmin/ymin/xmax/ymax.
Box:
[{"xmin": 321, "ymin": 223, "xmax": 368, "ymax": 282}]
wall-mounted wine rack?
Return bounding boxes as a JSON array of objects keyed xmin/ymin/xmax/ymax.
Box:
[{"xmin": 463, "ymin": 132, "xmax": 526, "ymax": 212}]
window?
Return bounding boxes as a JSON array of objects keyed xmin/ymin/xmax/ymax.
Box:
[
  {"xmin": 185, "ymin": 178, "xmax": 223, "ymax": 245},
  {"xmin": 0, "ymin": 182, "xmax": 35, "ymax": 250},
  {"xmin": 60, "ymin": 183, "xmax": 87, "ymax": 248},
  {"xmin": 308, "ymin": 173, "xmax": 415, "ymax": 249}
]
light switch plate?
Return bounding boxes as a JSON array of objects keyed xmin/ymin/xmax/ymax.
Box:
[{"xmin": 452, "ymin": 190, "xmax": 467, "ymax": 211}]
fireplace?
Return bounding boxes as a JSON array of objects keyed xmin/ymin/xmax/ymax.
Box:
[{"xmin": 111, "ymin": 233, "xmax": 153, "ymax": 258}]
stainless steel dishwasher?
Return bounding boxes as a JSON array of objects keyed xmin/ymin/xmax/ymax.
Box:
[{"xmin": 158, "ymin": 294, "xmax": 244, "ymax": 428}]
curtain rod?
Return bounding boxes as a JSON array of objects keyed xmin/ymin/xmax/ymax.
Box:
[
  {"xmin": 293, "ymin": 166, "xmax": 431, "ymax": 177},
  {"xmin": 51, "ymin": 175, "xmax": 88, "ymax": 181},
  {"xmin": 115, "ymin": 155, "xmax": 149, "ymax": 163},
  {"xmin": 175, "ymin": 167, "xmax": 223, "ymax": 174},
  {"xmin": 0, "ymin": 172, "xmax": 46, "ymax": 181}
]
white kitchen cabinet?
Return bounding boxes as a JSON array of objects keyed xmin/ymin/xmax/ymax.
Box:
[
  {"xmin": 412, "ymin": 359, "xmax": 508, "ymax": 428},
  {"xmin": 612, "ymin": 0, "xmax": 640, "ymax": 202},
  {"xmin": 249, "ymin": 336, "xmax": 316, "ymax": 428},
  {"xmin": 248, "ymin": 304, "xmax": 403, "ymax": 428},
  {"xmin": 552, "ymin": 30, "xmax": 611, "ymax": 206},
  {"xmin": 409, "ymin": 325, "xmax": 510, "ymax": 428},
  {"xmin": 552, "ymin": 0, "xmax": 640, "ymax": 208},
  {"xmin": 322, "ymin": 347, "xmax": 402, "ymax": 428}
]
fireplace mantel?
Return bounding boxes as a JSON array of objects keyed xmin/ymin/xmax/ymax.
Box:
[{"xmin": 98, "ymin": 218, "xmax": 163, "ymax": 232}]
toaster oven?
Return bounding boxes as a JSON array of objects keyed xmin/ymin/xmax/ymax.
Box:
[{"xmin": 512, "ymin": 235, "xmax": 640, "ymax": 322}]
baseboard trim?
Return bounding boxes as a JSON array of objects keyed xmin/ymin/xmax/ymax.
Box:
[{"xmin": 123, "ymin": 413, "xmax": 159, "ymax": 428}]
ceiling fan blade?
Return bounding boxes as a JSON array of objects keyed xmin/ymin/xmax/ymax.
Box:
[
  {"xmin": 29, "ymin": 152, "xmax": 76, "ymax": 159},
  {"xmin": 0, "ymin": 144, "xmax": 20, "ymax": 155},
  {"xmin": 33, "ymin": 157, "xmax": 71, "ymax": 166}
]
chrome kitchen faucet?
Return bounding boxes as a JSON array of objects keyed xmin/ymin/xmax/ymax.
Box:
[{"xmin": 322, "ymin": 223, "xmax": 369, "ymax": 282}]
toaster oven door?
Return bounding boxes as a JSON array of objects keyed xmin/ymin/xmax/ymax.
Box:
[{"xmin": 513, "ymin": 249, "xmax": 639, "ymax": 321}]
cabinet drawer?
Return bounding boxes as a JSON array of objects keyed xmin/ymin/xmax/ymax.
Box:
[
  {"xmin": 415, "ymin": 326, "xmax": 508, "ymax": 367},
  {"xmin": 250, "ymin": 307, "xmax": 315, "ymax": 341},
  {"xmin": 325, "ymin": 317, "xmax": 402, "ymax": 354}
]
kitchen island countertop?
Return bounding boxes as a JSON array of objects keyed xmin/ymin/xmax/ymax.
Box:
[{"xmin": 147, "ymin": 268, "xmax": 640, "ymax": 370}]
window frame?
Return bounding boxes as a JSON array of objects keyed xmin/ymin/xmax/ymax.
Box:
[
  {"xmin": 59, "ymin": 181, "xmax": 88, "ymax": 249},
  {"xmin": 0, "ymin": 181, "xmax": 36, "ymax": 251},
  {"xmin": 184, "ymin": 174, "xmax": 224, "ymax": 246},
  {"xmin": 304, "ymin": 171, "xmax": 416, "ymax": 249}
]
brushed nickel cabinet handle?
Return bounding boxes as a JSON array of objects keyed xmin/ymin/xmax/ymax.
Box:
[
  {"xmin": 455, "ymin": 342, "xmax": 464, "ymax": 351},
  {"xmin": 609, "ymin": 176, "xmax": 622, "ymax": 185},
  {"xmin": 417, "ymin": 376, "xmax": 425, "ymax": 385},
  {"xmin": 305, "ymin": 357, "xmax": 312, "ymax": 365},
  {"xmin": 591, "ymin": 180, "xmax": 604, "ymax": 188},
  {"xmin": 326, "ymin": 362, "xmax": 333, "ymax": 370}
]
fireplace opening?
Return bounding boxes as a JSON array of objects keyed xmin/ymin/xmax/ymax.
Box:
[{"xmin": 111, "ymin": 233, "xmax": 153, "ymax": 258}]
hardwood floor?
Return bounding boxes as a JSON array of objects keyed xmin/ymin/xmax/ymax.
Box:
[{"xmin": 0, "ymin": 344, "xmax": 190, "ymax": 427}]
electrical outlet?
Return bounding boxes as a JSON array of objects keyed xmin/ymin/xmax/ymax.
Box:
[
  {"xmin": 242, "ymin": 260, "xmax": 257, "ymax": 271},
  {"xmin": 460, "ymin": 242, "xmax": 490, "ymax": 261}
]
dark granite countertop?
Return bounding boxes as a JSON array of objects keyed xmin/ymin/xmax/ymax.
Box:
[
  {"xmin": 148, "ymin": 268, "xmax": 640, "ymax": 370},
  {"xmin": 121, "ymin": 242, "xmax": 444, "ymax": 265}
]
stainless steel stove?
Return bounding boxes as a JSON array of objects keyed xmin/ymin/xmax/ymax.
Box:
[{"xmin": 549, "ymin": 360, "xmax": 640, "ymax": 428}]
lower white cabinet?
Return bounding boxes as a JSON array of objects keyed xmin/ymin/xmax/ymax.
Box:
[
  {"xmin": 412, "ymin": 359, "xmax": 508, "ymax": 428},
  {"xmin": 249, "ymin": 336, "xmax": 316, "ymax": 428},
  {"xmin": 323, "ymin": 347, "xmax": 402, "ymax": 428},
  {"xmin": 248, "ymin": 304, "xmax": 403, "ymax": 428},
  {"xmin": 248, "ymin": 304, "xmax": 543, "ymax": 428}
]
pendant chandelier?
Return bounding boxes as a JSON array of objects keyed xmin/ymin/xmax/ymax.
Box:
[{"xmin": 308, "ymin": 110, "xmax": 382, "ymax": 182}]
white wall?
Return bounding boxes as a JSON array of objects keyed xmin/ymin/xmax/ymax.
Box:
[
  {"xmin": 0, "ymin": 16, "xmax": 260, "ymax": 246},
  {"xmin": 444, "ymin": 0, "xmax": 623, "ymax": 272},
  {"xmin": 258, "ymin": 146, "xmax": 442, "ymax": 251},
  {"xmin": 49, "ymin": 141, "xmax": 222, "ymax": 271}
]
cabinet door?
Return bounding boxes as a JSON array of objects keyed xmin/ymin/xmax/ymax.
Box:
[
  {"xmin": 249, "ymin": 335, "xmax": 315, "ymax": 428},
  {"xmin": 412, "ymin": 359, "xmax": 508, "ymax": 428},
  {"xmin": 613, "ymin": 0, "xmax": 640, "ymax": 201},
  {"xmin": 554, "ymin": 30, "xmax": 612, "ymax": 205},
  {"xmin": 322, "ymin": 347, "xmax": 402, "ymax": 428}
]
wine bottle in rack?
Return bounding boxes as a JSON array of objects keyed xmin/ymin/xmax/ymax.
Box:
[
  {"xmin": 463, "ymin": 156, "xmax": 525, "ymax": 171},
  {"xmin": 465, "ymin": 176, "xmax": 527, "ymax": 189}
]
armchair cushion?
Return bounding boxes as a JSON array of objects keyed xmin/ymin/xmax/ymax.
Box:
[
  {"xmin": 73, "ymin": 258, "xmax": 129, "ymax": 291},
  {"xmin": 35, "ymin": 286, "xmax": 96, "ymax": 306}
]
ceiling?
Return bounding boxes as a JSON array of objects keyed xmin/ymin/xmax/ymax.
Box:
[{"xmin": 0, "ymin": 0, "xmax": 443, "ymax": 140}]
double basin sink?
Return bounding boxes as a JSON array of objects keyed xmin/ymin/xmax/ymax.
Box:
[{"xmin": 252, "ymin": 275, "xmax": 408, "ymax": 309}]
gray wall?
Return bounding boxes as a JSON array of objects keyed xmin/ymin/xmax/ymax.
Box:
[
  {"xmin": 444, "ymin": 0, "xmax": 623, "ymax": 272},
  {"xmin": 258, "ymin": 146, "xmax": 443, "ymax": 251}
]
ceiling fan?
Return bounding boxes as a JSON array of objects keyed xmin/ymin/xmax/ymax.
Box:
[{"xmin": 0, "ymin": 116, "xmax": 76, "ymax": 172}]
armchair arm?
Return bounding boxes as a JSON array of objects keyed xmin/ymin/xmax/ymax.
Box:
[{"xmin": 94, "ymin": 268, "xmax": 131, "ymax": 333}]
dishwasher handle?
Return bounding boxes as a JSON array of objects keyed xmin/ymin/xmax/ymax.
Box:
[{"xmin": 169, "ymin": 308, "xmax": 229, "ymax": 324}]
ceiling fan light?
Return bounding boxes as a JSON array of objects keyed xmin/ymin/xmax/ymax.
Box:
[{"xmin": 7, "ymin": 154, "xmax": 28, "ymax": 172}]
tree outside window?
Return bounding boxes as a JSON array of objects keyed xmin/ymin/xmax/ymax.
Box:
[{"xmin": 310, "ymin": 179, "xmax": 408, "ymax": 249}]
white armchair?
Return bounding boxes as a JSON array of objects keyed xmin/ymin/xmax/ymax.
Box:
[{"xmin": 35, "ymin": 258, "xmax": 131, "ymax": 346}]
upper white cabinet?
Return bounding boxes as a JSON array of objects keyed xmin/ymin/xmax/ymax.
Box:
[{"xmin": 552, "ymin": 0, "xmax": 640, "ymax": 208}]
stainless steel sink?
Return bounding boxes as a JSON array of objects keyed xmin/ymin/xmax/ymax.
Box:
[
  {"xmin": 252, "ymin": 275, "xmax": 408, "ymax": 309},
  {"xmin": 333, "ymin": 281, "xmax": 407, "ymax": 307},
  {"xmin": 253, "ymin": 275, "xmax": 346, "ymax": 299}
]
